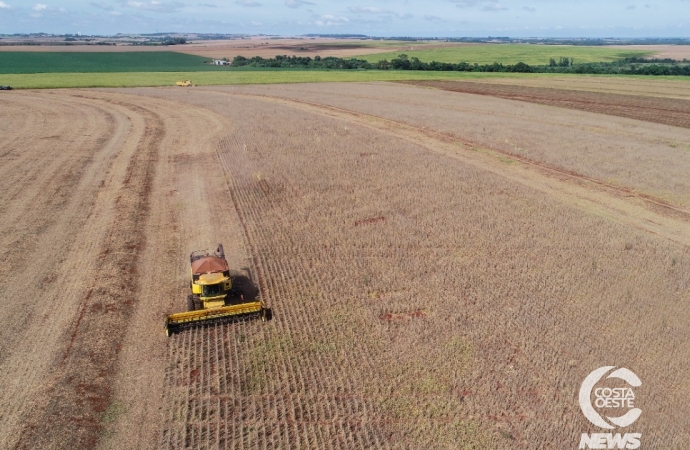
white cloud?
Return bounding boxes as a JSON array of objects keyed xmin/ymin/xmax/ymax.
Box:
[
  {"xmin": 123, "ymin": 0, "xmax": 184, "ymax": 12},
  {"xmin": 451, "ymin": 0, "xmax": 478, "ymax": 8},
  {"xmin": 32, "ymin": 3, "xmax": 47, "ymax": 10},
  {"xmin": 424, "ymin": 14, "xmax": 443, "ymax": 21},
  {"xmin": 397, "ymin": 12, "xmax": 412, "ymax": 19},
  {"xmin": 0, "ymin": 1, "xmax": 10, "ymax": 8},
  {"xmin": 482, "ymin": 2, "xmax": 508, "ymax": 11},
  {"xmin": 90, "ymin": 1, "xmax": 113, "ymax": 10},
  {"xmin": 522, "ymin": 6, "xmax": 536, "ymax": 12},
  {"xmin": 235, "ymin": 0, "xmax": 261, "ymax": 6},
  {"xmin": 285, "ymin": 0, "xmax": 313, "ymax": 8},
  {"xmin": 314, "ymin": 14, "xmax": 349, "ymax": 26},
  {"xmin": 452, "ymin": 0, "xmax": 509, "ymax": 10},
  {"xmin": 348, "ymin": 6, "xmax": 392, "ymax": 14}
]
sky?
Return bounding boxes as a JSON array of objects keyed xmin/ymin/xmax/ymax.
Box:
[{"xmin": 1, "ymin": 0, "xmax": 690, "ymax": 37}]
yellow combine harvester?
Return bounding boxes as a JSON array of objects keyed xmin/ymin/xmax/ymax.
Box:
[
  {"xmin": 165, "ymin": 244, "xmax": 270, "ymax": 336},
  {"xmin": 175, "ymin": 80, "xmax": 193, "ymax": 87}
]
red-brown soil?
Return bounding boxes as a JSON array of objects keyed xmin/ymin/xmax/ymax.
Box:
[{"xmin": 401, "ymin": 79, "xmax": 690, "ymax": 129}]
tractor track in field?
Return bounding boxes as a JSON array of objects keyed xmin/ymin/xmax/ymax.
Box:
[
  {"xmin": 0, "ymin": 91, "xmax": 142, "ymax": 450},
  {"xmin": 215, "ymin": 91, "xmax": 690, "ymax": 248},
  {"xmin": 12, "ymin": 95, "xmax": 164, "ymax": 450}
]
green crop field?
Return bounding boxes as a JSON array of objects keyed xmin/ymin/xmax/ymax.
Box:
[
  {"xmin": 0, "ymin": 51, "xmax": 222, "ymax": 74},
  {"xmin": 356, "ymin": 44, "xmax": 653, "ymax": 65}
]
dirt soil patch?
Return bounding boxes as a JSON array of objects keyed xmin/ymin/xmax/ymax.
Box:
[
  {"xmin": 401, "ymin": 79, "xmax": 690, "ymax": 129},
  {"xmin": 604, "ymin": 44, "xmax": 690, "ymax": 60}
]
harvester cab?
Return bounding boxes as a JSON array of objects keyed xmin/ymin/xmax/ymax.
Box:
[
  {"xmin": 165, "ymin": 244, "xmax": 270, "ymax": 336},
  {"xmin": 189, "ymin": 245, "xmax": 232, "ymax": 309}
]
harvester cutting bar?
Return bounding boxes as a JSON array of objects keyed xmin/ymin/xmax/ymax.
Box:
[{"xmin": 165, "ymin": 301, "xmax": 265, "ymax": 336}]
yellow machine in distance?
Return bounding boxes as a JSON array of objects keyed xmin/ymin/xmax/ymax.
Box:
[
  {"xmin": 175, "ymin": 80, "xmax": 193, "ymax": 87},
  {"xmin": 165, "ymin": 244, "xmax": 270, "ymax": 336}
]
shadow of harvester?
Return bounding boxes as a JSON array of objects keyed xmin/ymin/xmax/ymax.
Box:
[{"xmin": 225, "ymin": 268, "xmax": 260, "ymax": 305}]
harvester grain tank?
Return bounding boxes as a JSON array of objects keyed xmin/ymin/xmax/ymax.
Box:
[{"xmin": 165, "ymin": 244, "xmax": 270, "ymax": 335}]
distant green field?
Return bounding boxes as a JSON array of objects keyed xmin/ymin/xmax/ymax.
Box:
[
  {"xmin": 0, "ymin": 52, "xmax": 220, "ymax": 73},
  {"xmin": 2, "ymin": 69, "xmax": 688, "ymax": 90},
  {"xmin": 356, "ymin": 44, "xmax": 653, "ymax": 65}
]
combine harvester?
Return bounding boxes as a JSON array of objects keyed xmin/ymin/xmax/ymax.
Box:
[{"xmin": 165, "ymin": 244, "xmax": 270, "ymax": 336}]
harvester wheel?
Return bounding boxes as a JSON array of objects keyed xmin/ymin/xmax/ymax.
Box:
[{"xmin": 187, "ymin": 295, "xmax": 196, "ymax": 312}]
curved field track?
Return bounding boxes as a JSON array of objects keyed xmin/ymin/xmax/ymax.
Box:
[
  {"xmin": 2, "ymin": 81, "xmax": 690, "ymax": 449},
  {"xmin": 0, "ymin": 90, "xmax": 234, "ymax": 449}
]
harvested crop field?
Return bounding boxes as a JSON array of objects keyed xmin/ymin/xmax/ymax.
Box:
[
  {"xmin": 1, "ymin": 79, "xmax": 689, "ymax": 449},
  {"xmin": 462, "ymin": 75, "xmax": 690, "ymax": 100},
  {"xmin": 400, "ymin": 79, "xmax": 690, "ymax": 130}
]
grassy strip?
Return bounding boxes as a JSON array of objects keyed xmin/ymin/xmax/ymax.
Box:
[
  {"xmin": 3, "ymin": 69, "xmax": 689, "ymax": 89},
  {"xmin": 0, "ymin": 70, "xmax": 547, "ymax": 89},
  {"xmin": 356, "ymin": 44, "xmax": 653, "ymax": 65}
]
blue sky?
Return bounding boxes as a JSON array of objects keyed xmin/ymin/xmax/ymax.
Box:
[{"xmin": 1, "ymin": 0, "xmax": 689, "ymax": 37}]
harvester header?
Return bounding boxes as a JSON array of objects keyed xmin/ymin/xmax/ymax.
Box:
[{"xmin": 165, "ymin": 244, "xmax": 270, "ymax": 335}]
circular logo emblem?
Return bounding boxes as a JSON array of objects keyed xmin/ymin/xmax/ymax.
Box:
[{"xmin": 579, "ymin": 366, "xmax": 641, "ymax": 429}]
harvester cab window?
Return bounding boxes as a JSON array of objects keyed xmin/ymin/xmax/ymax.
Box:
[{"xmin": 202, "ymin": 284, "xmax": 222, "ymax": 297}]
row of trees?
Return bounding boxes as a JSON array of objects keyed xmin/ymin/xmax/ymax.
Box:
[
  {"xmin": 229, "ymin": 54, "xmax": 690, "ymax": 76},
  {"xmin": 230, "ymin": 54, "xmax": 535, "ymax": 72}
]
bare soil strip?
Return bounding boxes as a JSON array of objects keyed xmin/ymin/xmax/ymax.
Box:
[
  {"xmin": 400, "ymin": 80, "xmax": 690, "ymax": 129},
  {"xmin": 604, "ymin": 44, "xmax": 690, "ymax": 61},
  {"xmin": 466, "ymin": 76, "xmax": 690, "ymax": 100}
]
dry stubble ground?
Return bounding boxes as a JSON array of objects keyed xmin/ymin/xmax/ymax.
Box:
[{"xmin": 0, "ymin": 80, "xmax": 689, "ymax": 449}]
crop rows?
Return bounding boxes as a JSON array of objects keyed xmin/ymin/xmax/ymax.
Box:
[{"xmin": 157, "ymin": 95, "xmax": 690, "ymax": 448}]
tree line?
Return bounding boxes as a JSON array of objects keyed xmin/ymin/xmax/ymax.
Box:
[{"xmin": 229, "ymin": 54, "xmax": 690, "ymax": 76}]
